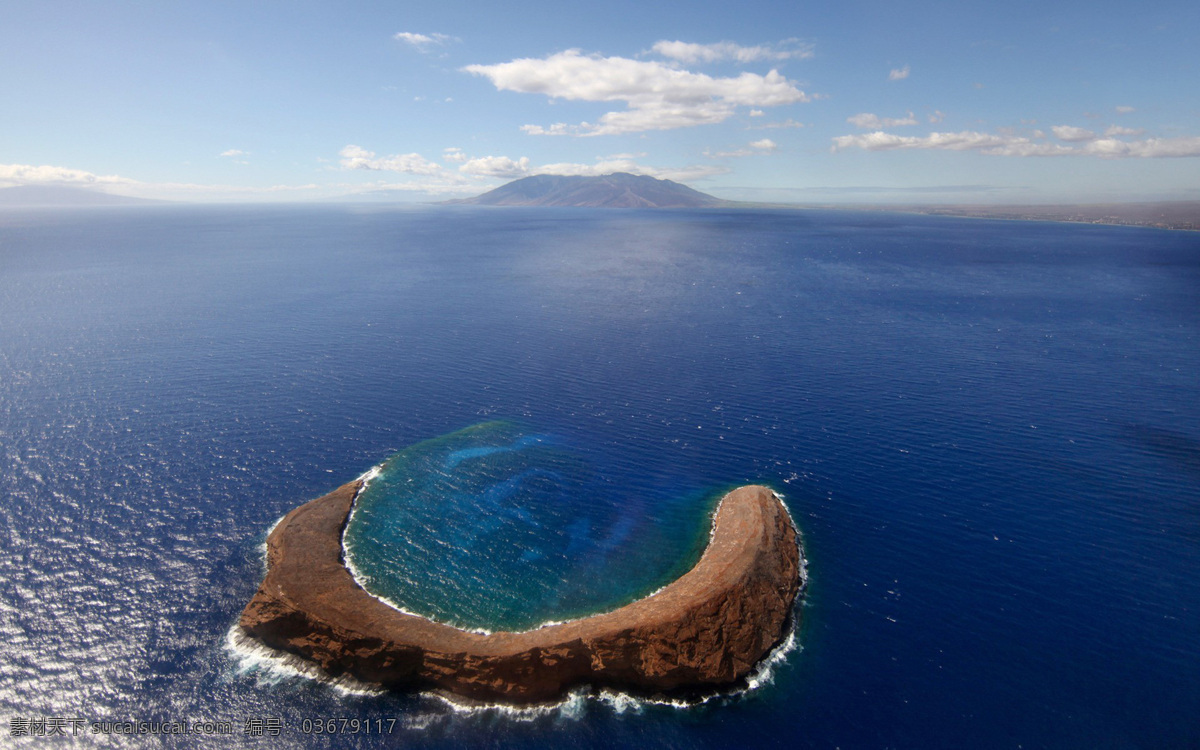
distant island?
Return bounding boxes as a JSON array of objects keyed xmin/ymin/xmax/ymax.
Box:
[
  {"xmin": 240, "ymin": 482, "xmax": 801, "ymax": 704},
  {"xmin": 0, "ymin": 184, "xmax": 164, "ymax": 208},
  {"xmin": 446, "ymin": 172, "xmax": 730, "ymax": 208}
]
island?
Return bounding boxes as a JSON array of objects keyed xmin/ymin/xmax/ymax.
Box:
[
  {"xmin": 445, "ymin": 172, "xmax": 730, "ymax": 208},
  {"xmin": 239, "ymin": 482, "xmax": 801, "ymax": 704}
]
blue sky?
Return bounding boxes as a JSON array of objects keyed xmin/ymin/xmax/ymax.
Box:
[{"xmin": 2, "ymin": 0, "xmax": 1198, "ymax": 203}]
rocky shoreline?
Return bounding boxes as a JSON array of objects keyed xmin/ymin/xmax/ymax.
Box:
[{"xmin": 239, "ymin": 482, "xmax": 801, "ymax": 704}]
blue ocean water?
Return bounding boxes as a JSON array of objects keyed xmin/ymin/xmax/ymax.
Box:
[{"xmin": 0, "ymin": 205, "xmax": 1197, "ymax": 748}]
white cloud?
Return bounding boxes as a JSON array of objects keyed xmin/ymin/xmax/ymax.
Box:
[
  {"xmin": 520, "ymin": 123, "xmax": 574, "ymax": 136},
  {"xmin": 152, "ymin": 182, "xmax": 324, "ymax": 196},
  {"xmin": 394, "ymin": 32, "xmax": 457, "ymax": 51},
  {"xmin": 749, "ymin": 109, "xmax": 765, "ymax": 117},
  {"xmin": 458, "ymin": 155, "xmax": 531, "ymax": 178},
  {"xmin": 752, "ymin": 118, "xmax": 804, "ymax": 129},
  {"xmin": 338, "ymin": 176, "xmax": 475, "ymax": 196},
  {"xmin": 532, "ymin": 158, "xmax": 728, "ymax": 182},
  {"xmin": 832, "ymin": 130, "xmax": 1200, "ymax": 158},
  {"xmin": 833, "ymin": 130, "xmax": 1010, "ymax": 153},
  {"xmin": 338, "ymin": 145, "xmax": 442, "ymax": 175},
  {"xmin": 464, "ymin": 49, "xmax": 808, "ymax": 136},
  {"xmin": 847, "ymin": 111, "xmax": 918, "ymax": 129},
  {"xmin": 652, "ymin": 164, "xmax": 732, "ymax": 181},
  {"xmin": 0, "ymin": 163, "xmax": 136, "ymax": 187},
  {"xmin": 1081, "ymin": 136, "xmax": 1200, "ymax": 158},
  {"xmin": 1104, "ymin": 125, "xmax": 1144, "ymax": 137},
  {"xmin": 2, "ymin": 157, "xmax": 473, "ymax": 202},
  {"xmin": 427, "ymin": 148, "xmax": 724, "ymax": 183},
  {"xmin": 0, "ymin": 162, "xmax": 344, "ymax": 202},
  {"xmin": 831, "ymin": 130, "xmax": 1077, "ymax": 156},
  {"xmin": 705, "ymin": 137, "xmax": 778, "ymax": 158},
  {"xmin": 1115, "ymin": 105, "xmax": 1136, "ymax": 114},
  {"xmin": 929, "ymin": 110, "xmax": 945, "ymax": 124},
  {"xmin": 220, "ymin": 149, "xmax": 247, "ymax": 157},
  {"xmin": 1051, "ymin": 125, "xmax": 1097, "ymax": 142},
  {"xmin": 531, "ymin": 160, "xmax": 623, "ymax": 176},
  {"xmin": 650, "ymin": 39, "xmax": 814, "ymax": 64},
  {"xmin": 888, "ymin": 65, "xmax": 910, "ymax": 81}
]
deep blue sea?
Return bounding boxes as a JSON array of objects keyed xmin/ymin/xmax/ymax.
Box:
[{"xmin": 1, "ymin": 205, "xmax": 1197, "ymax": 748}]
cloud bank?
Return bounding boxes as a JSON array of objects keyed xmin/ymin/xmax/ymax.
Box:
[
  {"xmin": 337, "ymin": 143, "xmax": 724, "ymax": 185},
  {"xmin": 465, "ymin": 49, "xmax": 808, "ymax": 136},
  {"xmin": 831, "ymin": 129, "xmax": 1200, "ymax": 158},
  {"xmin": 458, "ymin": 155, "xmax": 531, "ymax": 178},
  {"xmin": 338, "ymin": 145, "xmax": 442, "ymax": 174},
  {"xmin": 1050, "ymin": 125, "xmax": 1096, "ymax": 143},
  {"xmin": 0, "ymin": 163, "xmax": 136, "ymax": 187}
]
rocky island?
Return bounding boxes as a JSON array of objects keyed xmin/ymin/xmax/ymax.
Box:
[{"xmin": 240, "ymin": 482, "xmax": 801, "ymax": 704}]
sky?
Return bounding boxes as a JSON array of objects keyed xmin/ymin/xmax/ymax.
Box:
[{"xmin": 2, "ymin": 0, "xmax": 1198, "ymax": 204}]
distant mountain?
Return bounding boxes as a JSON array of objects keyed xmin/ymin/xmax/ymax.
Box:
[
  {"xmin": 448, "ymin": 173, "xmax": 729, "ymax": 208},
  {"xmin": 0, "ymin": 185, "xmax": 164, "ymax": 208}
]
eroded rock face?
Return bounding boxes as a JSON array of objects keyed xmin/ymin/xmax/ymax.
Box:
[{"xmin": 239, "ymin": 482, "xmax": 801, "ymax": 704}]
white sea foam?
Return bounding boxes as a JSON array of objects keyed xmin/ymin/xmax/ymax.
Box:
[
  {"xmin": 423, "ymin": 687, "xmax": 590, "ymax": 722},
  {"xmin": 772, "ymin": 488, "xmax": 810, "ymax": 590},
  {"xmin": 256, "ymin": 514, "xmax": 285, "ymax": 571},
  {"xmin": 356, "ymin": 464, "xmax": 383, "ymax": 485},
  {"xmin": 223, "ymin": 626, "xmax": 384, "ymax": 697}
]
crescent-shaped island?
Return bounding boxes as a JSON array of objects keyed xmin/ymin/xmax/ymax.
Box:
[{"xmin": 239, "ymin": 481, "xmax": 802, "ymax": 704}]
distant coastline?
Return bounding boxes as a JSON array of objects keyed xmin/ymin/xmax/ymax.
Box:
[
  {"xmin": 821, "ymin": 201, "xmax": 1200, "ymax": 233},
  {"xmin": 0, "ymin": 184, "xmax": 165, "ymax": 208}
]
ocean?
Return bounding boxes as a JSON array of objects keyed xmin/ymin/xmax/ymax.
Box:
[{"xmin": 0, "ymin": 205, "xmax": 1197, "ymax": 748}]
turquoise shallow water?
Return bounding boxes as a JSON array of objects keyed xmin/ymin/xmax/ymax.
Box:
[{"xmin": 344, "ymin": 421, "xmax": 715, "ymax": 632}]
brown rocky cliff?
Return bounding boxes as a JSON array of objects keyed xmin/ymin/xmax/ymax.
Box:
[{"xmin": 239, "ymin": 482, "xmax": 801, "ymax": 704}]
